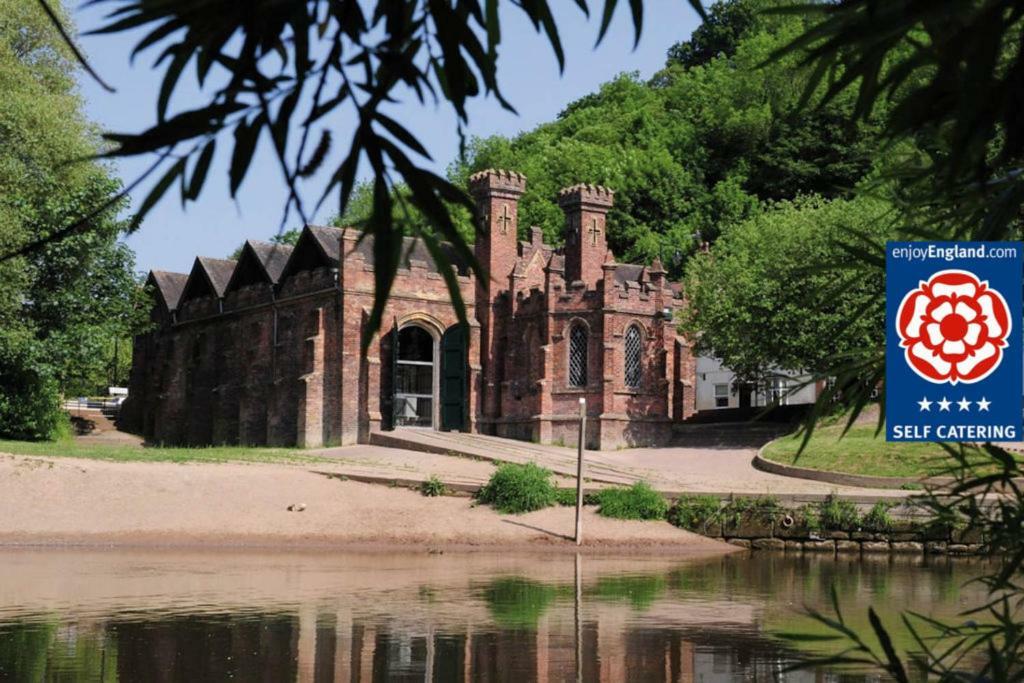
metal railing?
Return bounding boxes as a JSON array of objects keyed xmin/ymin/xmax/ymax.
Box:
[{"xmin": 63, "ymin": 397, "xmax": 125, "ymax": 412}]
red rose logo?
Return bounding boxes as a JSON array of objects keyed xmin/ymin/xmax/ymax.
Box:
[{"xmin": 896, "ymin": 269, "xmax": 1011, "ymax": 384}]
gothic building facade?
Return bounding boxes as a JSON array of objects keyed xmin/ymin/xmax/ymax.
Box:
[{"xmin": 121, "ymin": 170, "xmax": 697, "ymax": 449}]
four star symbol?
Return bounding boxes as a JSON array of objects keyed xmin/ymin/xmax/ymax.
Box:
[{"xmin": 916, "ymin": 396, "xmax": 994, "ymax": 413}]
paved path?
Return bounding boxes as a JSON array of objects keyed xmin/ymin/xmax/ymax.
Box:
[{"xmin": 313, "ymin": 430, "xmax": 909, "ymax": 502}]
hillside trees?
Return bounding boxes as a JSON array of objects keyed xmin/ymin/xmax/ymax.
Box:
[
  {"xmin": 452, "ymin": 0, "xmax": 886, "ymax": 278},
  {"xmin": 0, "ymin": 0, "xmax": 145, "ymax": 439}
]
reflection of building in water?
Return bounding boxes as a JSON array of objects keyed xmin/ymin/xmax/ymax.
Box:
[
  {"xmin": 0, "ymin": 552, "xmax": 981, "ymax": 681},
  {"xmin": 84, "ymin": 604, "xmax": 803, "ymax": 682}
]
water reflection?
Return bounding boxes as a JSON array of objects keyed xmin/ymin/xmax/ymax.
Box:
[{"xmin": 0, "ymin": 549, "xmax": 989, "ymax": 681}]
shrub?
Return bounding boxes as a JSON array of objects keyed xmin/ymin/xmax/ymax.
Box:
[
  {"xmin": 726, "ymin": 495, "xmax": 782, "ymax": 525},
  {"xmin": 819, "ymin": 494, "xmax": 860, "ymax": 530},
  {"xmin": 420, "ymin": 475, "xmax": 447, "ymax": 497},
  {"xmin": 477, "ymin": 462, "xmax": 556, "ymax": 513},
  {"xmin": 0, "ymin": 330, "xmax": 65, "ymax": 441},
  {"xmin": 798, "ymin": 503, "xmax": 822, "ymax": 532},
  {"xmin": 861, "ymin": 501, "xmax": 896, "ymax": 532},
  {"xmin": 668, "ymin": 496, "xmax": 721, "ymax": 530},
  {"xmin": 596, "ymin": 482, "xmax": 668, "ymax": 520}
]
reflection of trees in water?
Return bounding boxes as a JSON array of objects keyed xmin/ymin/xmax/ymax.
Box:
[{"xmin": 0, "ymin": 620, "xmax": 115, "ymax": 682}]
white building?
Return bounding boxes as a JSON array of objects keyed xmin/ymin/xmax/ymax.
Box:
[{"xmin": 694, "ymin": 356, "xmax": 820, "ymax": 412}]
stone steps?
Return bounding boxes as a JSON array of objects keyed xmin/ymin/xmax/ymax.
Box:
[{"xmin": 369, "ymin": 429, "xmax": 640, "ymax": 486}]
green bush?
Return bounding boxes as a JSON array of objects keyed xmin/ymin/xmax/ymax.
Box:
[
  {"xmin": 861, "ymin": 501, "xmax": 896, "ymax": 532},
  {"xmin": 668, "ymin": 495, "xmax": 721, "ymax": 530},
  {"xmin": 596, "ymin": 482, "xmax": 668, "ymax": 520},
  {"xmin": 0, "ymin": 330, "xmax": 65, "ymax": 441},
  {"xmin": 724, "ymin": 495, "xmax": 782, "ymax": 525},
  {"xmin": 819, "ymin": 494, "xmax": 860, "ymax": 530},
  {"xmin": 477, "ymin": 462, "xmax": 556, "ymax": 513},
  {"xmin": 798, "ymin": 503, "xmax": 822, "ymax": 532},
  {"xmin": 420, "ymin": 475, "xmax": 447, "ymax": 497}
]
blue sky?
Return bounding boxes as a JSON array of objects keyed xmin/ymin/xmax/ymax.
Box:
[{"xmin": 74, "ymin": 1, "xmax": 701, "ymax": 275}]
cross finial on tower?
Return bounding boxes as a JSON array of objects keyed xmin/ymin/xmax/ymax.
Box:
[{"xmin": 497, "ymin": 203, "xmax": 513, "ymax": 235}]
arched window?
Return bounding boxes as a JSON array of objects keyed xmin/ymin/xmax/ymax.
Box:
[
  {"xmin": 569, "ymin": 323, "xmax": 588, "ymax": 387},
  {"xmin": 624, "ymin": 325, "xmax": 642, "ymax": 388}
]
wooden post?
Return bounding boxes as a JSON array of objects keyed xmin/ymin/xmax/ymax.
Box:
[{"xmin": 575, "ymin": 397, "xmax": 586, "ymax": 546}]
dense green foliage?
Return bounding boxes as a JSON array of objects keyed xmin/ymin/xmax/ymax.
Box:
[
  {"xmin": 680, "ymin": 195, "xmax": 890, "ymax": 380},
  {"xmin": 476, "ymin": 462, "xmax": 557, "ymax": 514},
  {"xmin": 0, "ymin": 1, "xmax": 145, "ymax": 439},
  {"xmin": 817, "ymin": 494, "xmax": 860, "ymax": 531},
  {"xmin": 595, "ymin": 482, "xmax": 668, "ymax": 520},
  {"xmin": 453, "ymin": 0, "xmax": 885, "ymax": 279}
]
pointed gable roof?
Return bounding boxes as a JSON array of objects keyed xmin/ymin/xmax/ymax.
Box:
[
  {"xmin": 280, "ymin": 225, "xmax": 342, "ymax": 279},
  {"xmin": 308, "ymin": 225, "xmax": 343, "ymax": 263},
  {"xmin": 180, "ymin": 256, "xmax": 237, "ymax": 302},
  {"xmin": 147, "ymin": 271, "xmax": 188, "ymax": 312},
  {"xmin": 225, "ymin": 240, "xmax": 294, "ymax": 292}
]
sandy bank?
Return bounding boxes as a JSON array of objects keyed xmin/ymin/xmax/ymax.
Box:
[{"xmin": 0, "ymin": 453, "xmax": 736, "ymax": 556}]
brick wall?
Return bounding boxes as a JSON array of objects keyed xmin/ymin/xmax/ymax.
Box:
[{"xmin": 126, "ymin": 172, "xmax": 697, "ymax": 450}]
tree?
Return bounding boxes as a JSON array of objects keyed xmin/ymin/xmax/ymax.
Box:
[
  {"xmin": 679, "ymin": 195, "xmax": 891, "ymax": 383},
  {"xmin": 0, "ymin": 0, "xmax": 146, "ymax": 438},
  {"xmin": 664, "ymin": 0, "xmax": 759, "ymax": 69}
]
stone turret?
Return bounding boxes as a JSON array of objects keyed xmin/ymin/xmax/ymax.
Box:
[{"xmin": 558, "ymin": 183, "xmax": 614, "ymax": 288}]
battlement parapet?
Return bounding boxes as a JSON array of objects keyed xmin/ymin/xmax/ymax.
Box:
[
  {"xmin": 468, "ymin": 169, "xmax": 527, "ymax": 197},
  {"xmin": 557, "ymin": 183, "xmax": 614, "ymax": 210}
]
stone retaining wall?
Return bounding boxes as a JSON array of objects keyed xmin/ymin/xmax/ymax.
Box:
[{"xmin": 701, "ymin": 522, "xmax": 986, "ymax": 555}]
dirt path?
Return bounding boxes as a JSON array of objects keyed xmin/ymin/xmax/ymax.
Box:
[{"xmin": 0, "ymin": 453, "xmax": 735, "ymax": 555}]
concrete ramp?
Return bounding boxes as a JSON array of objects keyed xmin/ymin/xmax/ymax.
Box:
[{"xmin": 369, "ymin": 430, "xmax": 645, "ymax": 486}]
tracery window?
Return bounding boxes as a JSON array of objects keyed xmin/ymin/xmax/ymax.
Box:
[
  {"xmin": 568, "ymin": 324, "xmax": 588, "ymax": 387},
  {"xmin": 624, "ymin": 325, "xmax": 642, "ymax": 388}
]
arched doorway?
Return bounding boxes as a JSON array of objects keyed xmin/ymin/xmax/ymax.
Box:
[{"xmin": 394, "ymin": 324, "xmax": 436, "ymax": 428}]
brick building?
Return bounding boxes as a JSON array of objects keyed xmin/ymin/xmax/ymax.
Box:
[{"xmin": 121, "ymin": 170, "xmax": 697, "ymax": 449}]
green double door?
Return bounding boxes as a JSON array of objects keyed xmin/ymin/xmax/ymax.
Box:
[{"xmin": 440, "ymin": 325, "xmax": 467, "ymax": 431}]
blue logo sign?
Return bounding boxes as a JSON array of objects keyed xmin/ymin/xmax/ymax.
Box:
[{"xmin": 886, "ymin": 242, "xmax": 1022, "ymax": 442}]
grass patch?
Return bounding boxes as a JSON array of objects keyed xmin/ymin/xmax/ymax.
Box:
[
  {"xmin": 595, "ymin": 482, "xmax": 668, "ymax": 520},
  {"xmin": 818, "ymin": 494, "xmax": 860, "ymax": 530},
  {"xmin": 420, "ymin": 475, "xmax": 447, "ymax": 497},
  {"xmin": 477, "ymin": 462, "xmax": 556, "ymax": 514},
  {"xmin": 761, "ymin": 422, "xmax": 1015, "ymax": 478},
  {"xmin": 667, "ymin": 495, "xmax": 721, "ymax": 530},
  {"xmin": 0, "ymin": 438, "xmax": 320, "ymax": 465}
]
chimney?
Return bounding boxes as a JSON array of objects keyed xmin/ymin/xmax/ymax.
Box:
[
  {"xmin": 468, "ymin": 169, "xmax": 526, "ymax": 293},
  {"xmin": 558, "ymin": 183, "xmax": 613, "ymax": 288}
]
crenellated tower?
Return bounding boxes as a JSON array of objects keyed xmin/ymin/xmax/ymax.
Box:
[{"xmin": 558, "ymin": 184, "xmax": 614, "ymax": 289}]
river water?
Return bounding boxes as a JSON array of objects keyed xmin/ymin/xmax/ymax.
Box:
[{"xmin": 0, "ymin": 548, "xmax": 989, "ymax": 681}]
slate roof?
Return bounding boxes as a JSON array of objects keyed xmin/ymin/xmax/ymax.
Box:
[
  {"xmin": 342, "ymin": 227, "xmax": 472, "ymax": 274},
  {"xmin": 613, "ymin": 263, "xmax": 646, "ymax": 284},
  {"xmin": 247, "ymin": 241, "xmax": 294, "ymax": 283},
  {"xmin": 308, "ymin": 225, "xmax": 344, "ymax": 264},
  {"xmin": 149, "ymin": 271, "xmax": 188, "ymax": 311},
  {"xmin": 196, "ymin": 257, "xmax": 237, "ymax": 298}
]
